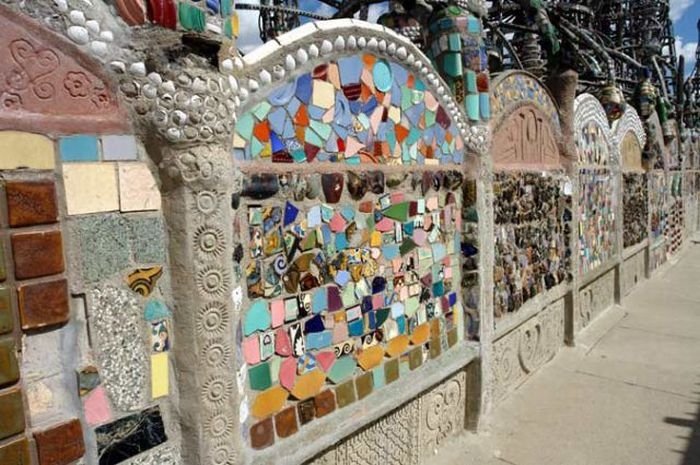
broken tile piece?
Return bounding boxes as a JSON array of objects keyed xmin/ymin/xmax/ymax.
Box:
[
  {"xmin": 252, "ymin": 386, "xmax": 289, "ymax": 419},
  {"xmin": 0, "ymin": 131, "xmax": 55, "ymax": 170},
  {"xmin": 357, "ymin": 345, "xmax": 384, "ymax": 371},
  {"xmin": 314, "ymin": 389, "xmax": 336, "ymax": 418},
  {"xmin": 290, "ymin": 369, "xmax": 326, "ymax": 400},
  {"xmin": 0, "ymin": 338, "xmax": 19, "ymax": 388},
  {"xmin": 83, "ymin": 386, "xmax": 113, "ymax": 427},
  {"xmin": 35, "ymin": 418, "xmax": 85, "ymax": 465},
  {"xmin": 0, "ymin": 437, "xmax": 30, "ymax": 465},
  {"xmin": 95, "ymin": 407, "xmax": 166, "ymax": 464},
  {"xmin": 274, "ymin": 406, "xmax": 298, "ymax": 438},
  {"xmin": 18, "ymin": 279, "xmax": 69, "ymax": 330},
  {"xmin": 244, "ymin": 300, "xmax": 271, "ymax": 336},
  {"xmin": 151, "ymin": 353, "xmax": 169, "ymax": 399},
  {"xmin": 250, "ymin": 418, "xmax": 274, "ymax": 450}
]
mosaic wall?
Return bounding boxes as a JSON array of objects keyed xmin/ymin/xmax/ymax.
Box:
[
  {"xmin": 665, "ymin": 173, "xmax": 684, "ymax": 256},
  {"xmin": 622, "ymin": 173, "xmax": 648, "ymax": 249},
  {"xmin": 493, "ymin": 172, "xmax": 571, "ymax": 317},
  {"xmin": 649, "ymin": 171, "xmax": 668, "ymax": 243},
  {"xmin": 490, "ymin": 72, "xmax": 560, "ymax": 132},
  {"xmin": 233, "ymin": 51, "xmax": 476, "ymax": 451},
  {"xmin": 233, "ymin": 55, "xmax": 466, "ymax": 166}
]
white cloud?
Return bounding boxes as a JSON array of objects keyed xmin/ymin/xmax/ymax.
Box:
[
  {"xmin": 675, "ymin": 36, "xmax": 697, "ymax": 76},
  {"xmin": 670, "ymin": 0, "xmax": 694, "ymax": 22}
]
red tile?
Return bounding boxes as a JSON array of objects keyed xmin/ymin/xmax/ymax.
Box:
[
  {"xmin": 34, "ymin": 418, "xmax": 85, "ymax": 465},
  {"xmin": 6, "ymin": 180, "xmax": 58, "ymax": 227},
  {"xmin": 18, "ymin": 279, "xmax": 69, "ymax": 331},
  {"xmin": 11, "ymin": 230, "xmax": 64, "ymax": 279}
]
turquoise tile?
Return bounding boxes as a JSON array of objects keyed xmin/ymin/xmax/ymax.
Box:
[
  {"xmin": 466, "ymin": 70, "xmax": 477, "ymax": 94},
  {"xmin": 466, "ymin": 94, "xmax": 480, "ymax": 121},
  {"xmin": 372, "ymin": 366, "xmax": 386, "ymax": 388},
  {"xmin": 59, "ymin": 135, "xmax": 99, "ymax": 161},
  {"xmin": 480, "ymin": 92, "xmax": 491, "ymax": 120}
]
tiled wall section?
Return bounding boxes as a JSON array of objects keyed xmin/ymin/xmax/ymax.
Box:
[
  {"xmin": 622, "ymin": 173, "xmax": 648, "ymax": 249},
  {"xmin": 665, "ymin": 172, "xmax": 684, "ymax": 256},
  {"xmin": 578, "ymin": 168, "xmax": 617, "ymax": 275},
  {"xmin": 493, "ymin": 172, "xmax": 572, "ymax": 318},
  {"xmin": 0, "ymin": 130, "xmax": 179, "ymax": 464}
]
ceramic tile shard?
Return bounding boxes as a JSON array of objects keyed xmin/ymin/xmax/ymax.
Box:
[
  {"xmin": 95, "ymin": 406, "xmax": 167, "ymax": 465},
  {"xmin": 90, "ymin": 286, "xmax": 148, "ymax": 411}
]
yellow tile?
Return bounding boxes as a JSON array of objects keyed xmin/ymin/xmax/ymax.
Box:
[
  {"xmin": 63, "ymin": 163, "xmax": 119, "ymax": 215},
  {"xmin": 151, "ymin": 352, "xmax": 169, "ymax": 399},
  {"xmin": 118, "ymin": 162, "xmax": 161, "ymax": 212},
  {"xmin": 0, "ymin": 131, "xmax": 55, "ymax": 170}
]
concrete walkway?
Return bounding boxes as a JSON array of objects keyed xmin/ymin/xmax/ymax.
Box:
[{"xmin": 434, "ymin": 242, "xmax": 700, "ymax": 465}]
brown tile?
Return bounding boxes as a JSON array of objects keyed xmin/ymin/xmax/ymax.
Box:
[
  {"xmin": 6, "ymin": 180, "xmax": 58, "ymax": 227},
  {"xmin": 274, "ymin": 406, "xmax": 298, "ymax": 438},
  {"xmin": 18, "ymin": 279, "xmax": 69, "ymax": 331},
  {"xmin": 429, "ymin": 337, "xmax": 442, "ymax": 359},
  {"xmin": 34, "ymin": 418, "xmax": 85, "ymax": 465},
  {"xmin": 335, "ymin": 380, "xmax": 356, "ymax": 408},
  {"xmin": 384, "ymin": 357, "xmax": 400, "ymax": 384},
  {"xmin": 0, "ymin": 337, "xmax": 19, "ymax": 388},
  {"xmin": 408, "ymin": 346, "xmax": 423, "ymax": 370},
  {"xmin": 0, "ymin": 244, "xmax": 6, "ymax": 282},
  {"xmin": 0, "ymin": 436, "xmax": 30, "ymax": 465},
  {"xmin": 296, "ymin": 398, "xmax": 315, "ymax": 425},
  {"xmin": 250, "ymin": 417, "xmax": 274, "ymax": 450},
  {"xmin": 11, "ymin": 231, "xmax": 64, "ymax": 280},
  {"xmin": 0, "ymin": 287, "xmax": 13, "ymax": 335},
  {"xmin": 314, "ymin": 390, "xmax": 336, "ymax": 418},
  {"xmin": 430, "ymin": 318, "xmax": 441, "ymax": 339},
  {"xmin": 0, "ymin": 388, "xmax": 25, "ymax": 441},
  {"xmin": 355, "ymin": 372, "xmax": 374, "ymax": 400}
]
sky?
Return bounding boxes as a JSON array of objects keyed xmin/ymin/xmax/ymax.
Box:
[{"xmin": 236, "ymin": 0, "xmax": 698, "ymax": 76}]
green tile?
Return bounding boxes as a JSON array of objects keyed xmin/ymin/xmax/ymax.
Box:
[
  {"xmin": 249, "ymin": 363, "xmax": 272, "ymax": 391},
  {"xmin": 0, "ymin": 389, "xmax": 24, "ymax": 441},
  {"xmin": 0, "ymin": 338, "xmax": 19, "ymax": 388},
  {"xmin": 0, "ymin": 287, "xmax": 13, "ymax": 336}
]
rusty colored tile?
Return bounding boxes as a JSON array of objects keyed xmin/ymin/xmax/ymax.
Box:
[
  {"xmin": 18, "ymin": 279, "xmax": 69, "ymax": 331},
  {"xmin": 384, "ymin": 357, "xmax": 400, "ymax": 384},
  {"xmin": 11, "ymin": 231, "xmax": 64, "ymax": 280},
  {"xmin": 447, "ymin": 327, "xmax": 458, "ymax": 348},
  {"xmin": 6, "ymin": 180, "xmax": 58, "ymax": 227},
  {"xmin": 0, "ymin": 244, "xmax": 6, "ymax": 282},
  {"xmin": 296, "ymin": 398, "xmax": 315, "ymax": 425},
  {"xmin": 0, "ymin": 287, "xmax": 13, "ymax": 335},
  {"xmin": 0, "ymin": 337, "xmax": 19, "ymax": 388},
  {"xmin": 355, "ymin": 372, "xmax": 374, "ymax": 400},
  {"xmin": 34, "ymin": 418, "xmax": 85, "ymax": 465},
  {"xmin": 429, "ymin": 337, "xmax": 442, "ymax": 359},
  {"xmin": 335, "ymin": 380, "xmax": 356, "ymax": 409},
  {"xmin": 314, "ymin": 389, "xmax": 336, "ymax": 418},
  {"xmin": 0, "ymin": 436, "xmax": 30, "ymax": 465},
  {"xmin": 0, "ymin": 388, "xmax": 25, "ymax": 441},
  {"xmin": 274, "ymin": 406, "xmax": 298, "ymax": 438},
  {"xmin": 250, "ymin": 417, "xmax": 274, "ymax": 450},
  {"xmin": 408, "ymin": 346, "xmax": 423, "ymax": 370}
]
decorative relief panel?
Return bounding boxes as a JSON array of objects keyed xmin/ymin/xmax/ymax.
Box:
[
  {"xmin": 621, "ymin": 250, "xmax": 645, "ymax": 297},
  {"xmin": 492, "ymin": 298, "xmax": 565, "ymax": 401},
  {"xmin": 0, "ymin": 6, "xmax": 127, "ymax": 133},
  {"xmin": 492, "ymin": 106, "xmax": 559, "ymax": 170},
  {"xmin": 577, "ymin": 269, "xmax": 615, "ymax": 332},
  {"xmin": 490, "ymin": 71, "xmax": 561, "ymax": 133}
]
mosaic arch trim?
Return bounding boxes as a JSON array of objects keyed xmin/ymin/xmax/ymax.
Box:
[
  {"xmin": 490, "ymin": 70, "xmax": 561, "ymax": 134},
  {"xmin": 231, "ymin": 20, "xmax": 487, "ymax": 156},
  {"xmin": 574, "ymin": 94, "xmax": 616, "ymax": 166},
  {"xmin": 612, "ymin": 105, "xmax": 646, "ymax": 153}
]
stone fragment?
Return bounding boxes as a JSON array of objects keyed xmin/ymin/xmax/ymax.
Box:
[
  {"xmin": 11, "ymin": 231, "xmax": 64, "ymax": 280},
  {"xmin": 5, "ymin": 180, "xmax": 58, "ymax": 227},
  {"xmin": 95, "ymin": 407, "xmax": 167, "ymax": 463},
  {"xmin": 34, "ymin": 418, "xmax": 85, "ymax": 465},
  {"xmin": 18, "ymin": 279, "xmax": 69, "ymax": 330}
]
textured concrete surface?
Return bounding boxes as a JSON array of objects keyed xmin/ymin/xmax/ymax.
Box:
[{"xmin": 433, "ymin": 241, "xmax": 700, "ymax": 465}]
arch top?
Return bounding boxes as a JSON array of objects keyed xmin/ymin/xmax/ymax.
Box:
[
  {"xmin": 490, "ymin": 71, "xmax": 561, "ymax": 135},
  {"xmin": 613, "ymin": 105, "xmax": 646, "ymax": 150},
  {"xmin": 574, "ymin": 93, "xmax": 615, "ymax": 166},
  {"xmin": 231, "ymin": 19, "xmax": 488, "ymax": 161}
]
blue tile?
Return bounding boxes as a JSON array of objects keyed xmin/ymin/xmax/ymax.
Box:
[{"xmin": 60, "ymin": 135, "xmax": 99, "ymax": 161}]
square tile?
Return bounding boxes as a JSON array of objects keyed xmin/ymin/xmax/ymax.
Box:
[
  {"xmin": 335, "ymin": 380, "xmax": 356, "ymax": 408},
  {"xmin": 0, "ymin": 131, "xmax": 55, "ymax": 170},
  {"xmin": 18, "ymin": 279, "xmax": 69, "ymax": 330},
  {"xmin": 34, "ymin": 418, "xmax": 85, "ymax": 465},
  {"xmin": 63, "ymin": 163, "xmax": 119, "ymax": 215},
  {"xmin": 297, "ymin": 398, "xmax": 315, "ymax": 425},
  {"xmin": 355, "ymin": 372, "xmax": 374, "ymax": 400},
  {"xmin": 0, "ymin": 287, "xmax": 13, "ymax": 335},
  {"xmin": 385, "ymin": 357, "xmax": 400, "ymax": 384},
  {"xmin": 0, "ymin": 437, "xmax": 30, "ymax": 464},
  {"xmin": 59, "ymin": 135, "xmax": 99, "ymax": 162},
  {"xmin": 0, "ymin": 337, "xmax": 19, "ymax": 389},
  {"xmin": 5, "ymin": 180, "xmax": 58, "ymax": 227},
  {"xmin": 118, "ymin": 163, "xmax": 161, "ymax": 212},
  {"xmin": 250, "ymin": 418, "xmax": 274, "ymax": 450},
  {"xmin": 0, "ymin": 388, "xmax": 25, "ymax": 441},
  {"xmin": 274, "ymin": 406, "xmax": 298, "ymax": 438},
  {"xmin": 11, "ymin": 230, "xmax": 64, "ymax": 280},
  {"xmin": 314, "ymin": 389, "xmax": 336, "ymax": 418},
  {"xmin": 102, "ymin": 135, "xmax": 139, "ymax": 161}
]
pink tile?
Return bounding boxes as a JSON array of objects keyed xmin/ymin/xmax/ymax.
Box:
[
  {"xmin": 279, "ymin": 357, "xmax": 297, "ymax": 391},
  {"xmin": 316, "ymin": 351, "xmax": 336, "ymax": 372},
  {"xmin": 84, "ymin": 386, "xmax": 113, "ymax": 426},
  {"xmin": 329, "ymin": 213, "xmax": 347, "ymax": 233},
  {"xmin": 271, "ymin": 299, "xmax": 285, "ymax": 328},
  {"xmin": 275, "ymin": 328, "xmax": 292, "ymax": 356},
  {"xmin": 243, "ymin": 336, "xmax": 261, "ymax": 364}
]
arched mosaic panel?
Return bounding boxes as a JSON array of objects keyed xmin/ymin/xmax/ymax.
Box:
[
  {"xmin": 490, "ymin": 72, "xmax": 571, "ymax": 318},
  {"xmin": 230, "ymin": 22, "xmax": 481, "ymax": 453},
  {"xmin": 574, "ymin": 94, "xmax": 617, "ymax": 275},
  {"xmin": 614, "ymin": 107, "xmax": 648, "ymax": 249}
]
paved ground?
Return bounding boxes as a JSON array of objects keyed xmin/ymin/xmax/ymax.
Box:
[{"xmin": 433, "ymin": 241, "xmax": 700, "ymax": 465}]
